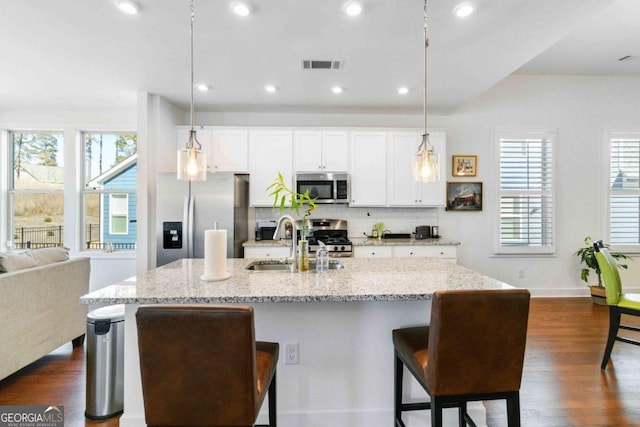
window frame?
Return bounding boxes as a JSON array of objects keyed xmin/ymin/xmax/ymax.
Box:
[
  {"xmin": 605, "ymin": 131, "xmax": 640, "ymax": 253},
  {"xmin": 80, "ymin": 131, "xmax": 137, "ymax": 252},
  {"xmin": 493, "ymin": 130, "xmax": 557, "ymax": 256},
  {"xmin": 7, "ymin": 130, "xmax": 65, "ymax": 250}
]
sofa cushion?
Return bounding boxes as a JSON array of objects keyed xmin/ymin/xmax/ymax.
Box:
[{"xmin": 0, "ymin": 247, "xmax": 70, "ymax": 273}]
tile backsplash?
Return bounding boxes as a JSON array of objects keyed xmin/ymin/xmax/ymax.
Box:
[{"xmin": 254, "ymin": 205, "xmax": 442, "ymax": 238}]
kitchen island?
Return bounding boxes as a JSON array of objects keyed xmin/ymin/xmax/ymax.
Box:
[{"xmin": 81, "ymin": 257, "xmax": 512, "ymax": 427}]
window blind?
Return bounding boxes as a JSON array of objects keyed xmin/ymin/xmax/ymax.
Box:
[
  {"xmin": 610, "ymin": 138, "xmax": 640, "ymax": 244},
  {"xmin": 499, "ymin": 138, "xmax": 554, "ymax": 249}
]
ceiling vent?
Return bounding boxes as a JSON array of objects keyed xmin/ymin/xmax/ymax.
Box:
[{"xmin": 301, "ymin": 59, "xmax": 343, "ymax": 70}]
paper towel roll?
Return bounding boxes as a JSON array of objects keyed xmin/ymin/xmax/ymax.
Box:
[{"xmin": 201, "ymin": 229, "xmax": 230, "ymax": 281}]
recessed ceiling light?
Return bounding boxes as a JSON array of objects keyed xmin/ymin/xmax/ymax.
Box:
[
  {"xmin": 453, "ymin": 2, "xmax": 475, "ymax": 18},
  {"xmin": 264, "ymin": 85, "xmax": 277, "ymax": 93},
  {"xmin": 115, "ymin": 0, "xmax": 138, "ymax": 15},
  {"xmin": 397, "ymin": 86, "xmax": 409, "ymax": 95},
  {"xmin": 231, "ymin": 2, "xmax": 251, "ymax": 17},
  {"xmin": 343, "ymin": 1, "xmax": 363, "ymax": 17},
  {"xmin": 331, "ymin": 86, "xmax": 343, "ymax": 94},
  {"xmin": 196, "ymin": 84, "xmax": 210, "ymax": 92}
]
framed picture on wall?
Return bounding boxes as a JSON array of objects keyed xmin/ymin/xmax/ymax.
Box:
[
  {"xmin": 452, "ymin": 154, "xmax": 477, "ymax": 177},
  {"xmin": 446, "ymin": 182, "xmax": 483, "ymax": 211}
]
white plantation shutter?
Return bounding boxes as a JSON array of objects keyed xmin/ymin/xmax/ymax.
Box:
[
  {"xmin": 497, "ymin": 135, "xmax": 554, "ymax": 254},
  {"xmin": 610, "ymin": 137, "xmax": 640, "ymax": 245}
]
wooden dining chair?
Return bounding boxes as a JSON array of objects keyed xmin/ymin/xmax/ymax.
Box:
[
  {"xmin": 392, "ymin": 289, "xmax": 530, "ymax": 427},
  {"xmin": 136, "ymin": 305, "xmax": 278, "ymax": 426},
  {"xmin": 593, "ymin": 240, "xmax": 640, "ymax": 369}
]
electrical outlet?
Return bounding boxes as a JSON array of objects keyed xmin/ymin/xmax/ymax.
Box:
[
  {"xmin": 518, "ymin": 269, "xmax": 525, "ymax": 279},
  {"xmin": 285, "ymin": 342, "xmax": 299, "ymax": 365}
]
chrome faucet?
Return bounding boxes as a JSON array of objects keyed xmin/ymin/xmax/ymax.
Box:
[{"xmin": 274, "ymin": 214, "xmax": 297, "ymax": 271}]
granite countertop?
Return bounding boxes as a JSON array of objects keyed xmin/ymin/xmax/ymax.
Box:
[
  {"xmin": 80, "ymin": 257, "xmax": 510, "ymax": 305},
  {"xmin": 243, "ymin": 237, "xmax": 460, "ymax": 247}
]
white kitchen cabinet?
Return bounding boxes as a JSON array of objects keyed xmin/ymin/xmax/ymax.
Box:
[
  {"xmin": 176, "ymin": 127, "xmax": 249, "ymax": 173},
  {"xmin": 353, "ymin": 246, "xmax": 394, "ymax": 258},
  {"xmin": 244, "ymin": 246, "xmax": 291, "ymax": 259},
  {"xmin": 249, "ymin": 130, "xmax": 293, "ymax": 206},
  {"xmin": 392, "ymin": 245, "xmax": 457, "ymax": 262},
  {"xmin": 349, "ymin": 131, "xmax": 387, "ymax": 206},
  {"xmin": 354, "ymin": 244, "xmax": 457, "ymax": 262},
  {"xmin": 293, "ymin": 130, "xmax": 348, "ymax": 172},
  {"xmin": 388, "ymin": 131, "xmax": 446, "ymax": 207},
  {"xmin": 211, "ymin": 129, "xmax": 248, "ymax": 172}
]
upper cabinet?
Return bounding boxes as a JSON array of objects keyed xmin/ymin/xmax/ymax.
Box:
[
  {"xmin": 176, "ymin": 127, "xmax": 248, "ymax": 173},
  {"xmin": 249, "ymin": 129, "xmax": 293, "ymax": 207},
  {"xmin": 293, "ymin": 130, "xmax": 348, "ymax": 172},
  {"xmin": 211, "ymin": 129, "xmax": 248, "ymax": 172},
  {"xmin": 349, "ymin": 131, "xmax": 387, "ymax": 206},
  {"xmin": 388, "ymin": 131, "xmax": 446, "ymax": 207}
]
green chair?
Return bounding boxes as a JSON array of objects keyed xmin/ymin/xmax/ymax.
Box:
[{"xmin": 593, "ymin": 240, "xmax": 640, "ymax": 369}]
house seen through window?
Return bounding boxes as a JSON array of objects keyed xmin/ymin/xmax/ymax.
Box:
[{"xmin": 83, "ymin": 132, "xmax": 137, "ymax": 250}]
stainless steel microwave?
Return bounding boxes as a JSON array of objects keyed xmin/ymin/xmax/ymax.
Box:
[{"xmin": 295, "ymin": 173, "xmax": 350, "ymax": 204}]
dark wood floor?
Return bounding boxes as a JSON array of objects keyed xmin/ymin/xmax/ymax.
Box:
[{"xmin": 1, "ymin": 298, "xmax": 639, "ymax": 426}]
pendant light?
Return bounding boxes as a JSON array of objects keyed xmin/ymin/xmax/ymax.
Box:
[
  {"xmin": 413, "ymin": 0, "xmax": 439, "ymax": 183},
  {"xmin": 177, "ymin": 0, "xmax": 207, "ymax": 181}
]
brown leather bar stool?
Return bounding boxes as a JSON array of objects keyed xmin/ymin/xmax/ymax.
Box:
[
  {"xmin": 136, "ymin": 305, "xmax": 278, "ymax": 427},
  {"xmin": 392, "ymin": 289, "xmax": 530, "ymax": 427}
]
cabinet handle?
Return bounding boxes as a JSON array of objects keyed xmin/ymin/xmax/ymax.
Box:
[{"xmin": 410, "ymin": 252, "xmax": 414, "ymax": 255}]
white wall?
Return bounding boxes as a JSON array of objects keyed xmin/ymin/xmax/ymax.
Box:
[{"xmin": 439, "ymin": 75, "xmax": 640, "ymax": 295}]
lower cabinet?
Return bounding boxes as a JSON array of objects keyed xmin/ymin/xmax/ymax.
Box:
[
  {"xmin": 354, "ymin": 245, "xmax": 457, "ymax": 262},
  {"xmin": 244, "ymin": 246, "xmax": 291, "ymax": 259},
  {"xmin": 353, "ymin": 246, "xmax": 394, "ymax": 258},
  {"xmin": 392, "ymin": 246, "xmax": 457, "ymax": 263}
]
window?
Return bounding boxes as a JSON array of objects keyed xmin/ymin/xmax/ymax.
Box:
[
  {"xmin": 83, "ymin": 132, "xmax": 137, "ymax": 250},
  {"xmin": 9, "ymin": 131, "xmax": 64, "ymax": 249},
  {"xmin": 109, "ymin": 194, "xmax": 128, "ymax": 234},
  {"xmin": 609, "ymin": 133, "xmax": 640, "ymax": 246},
  {"xmin": 496, "ymin": 132, "xmax": 555, "ymax": 255}
]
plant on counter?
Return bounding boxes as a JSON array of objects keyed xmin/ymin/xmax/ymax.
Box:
[
  {"xmin": 575, "ymin": 236, "xmax": 630, "ymax": 289},
  {"xmin": 267, "ymin": 173, "xmax": 317, "ymax": 271}
]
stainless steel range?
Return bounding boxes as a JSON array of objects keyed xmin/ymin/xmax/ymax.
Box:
[{"xmin": 301, "ymin": 219, "xmax": 352, "ymax": 258}]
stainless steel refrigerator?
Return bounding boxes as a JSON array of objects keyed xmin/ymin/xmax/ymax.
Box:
[{"xmin": 156, "ymin": 173, "xmax": 249, "ymax": 267}]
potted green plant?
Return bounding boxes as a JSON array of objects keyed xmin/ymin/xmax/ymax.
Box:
[
  {"xmin": 267, "ymin": 173, "xmax": 317, "ymax": 271},
  {"xmin": 574, "ymin": 236, "xmax": 630, "ymax": 304}
]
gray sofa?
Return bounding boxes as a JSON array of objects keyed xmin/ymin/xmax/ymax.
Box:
[{"xmin": 0, "ymin": 254, "xmax": 90, "ymax": 380}]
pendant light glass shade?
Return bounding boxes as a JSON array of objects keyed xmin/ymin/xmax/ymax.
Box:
[
  {"xmin": 177, "ymin": 131, "xmax": 207, "ymax": 181},
  {"xmin": 413, "ymin": 134, "xmax": 439, "ymax": 182},
  {"xmin": 177, "ymin": 0, "xmax": 207, "ymax": 181}
]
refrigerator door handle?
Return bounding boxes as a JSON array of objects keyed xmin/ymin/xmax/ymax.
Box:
[
  {"xmin": 188, "ymin": 196, "xmax": 195, "ymax": 257},
  {"xmin": 183, "ymin": 195, "xmax": 195, "ymax": 258}
]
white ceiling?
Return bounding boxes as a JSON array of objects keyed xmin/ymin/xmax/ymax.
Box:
[{"xmin": 0, "ymin": 0, "xmax": 637, "ymax": 115}]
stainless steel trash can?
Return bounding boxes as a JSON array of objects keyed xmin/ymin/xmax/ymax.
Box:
[{"xmin": 85, "ymin": 304, "xmax": 125, "ymax": 420}]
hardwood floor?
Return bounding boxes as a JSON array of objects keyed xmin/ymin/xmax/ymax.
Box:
[{"xmin": 0, "ymin": 298, "xmax": 639, "ymax": 426}]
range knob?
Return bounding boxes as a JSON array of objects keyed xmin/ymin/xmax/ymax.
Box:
[
  {"xmin": 333, "ymin": 246, "xmax": 339, "ymax": 252},
  {"xmin": 340, "ymin": 246, "xmax": 345, "ymax": 251}
]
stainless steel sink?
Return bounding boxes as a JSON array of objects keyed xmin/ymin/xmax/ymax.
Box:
[{"xmin": 245, "ymin": 259, "xmax": 345, "ymax": 271}]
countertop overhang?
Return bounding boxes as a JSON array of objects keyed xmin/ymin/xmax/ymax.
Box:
[{"xmin": 80, "ymin": 257, "xmax": 511, "ymax": 305}]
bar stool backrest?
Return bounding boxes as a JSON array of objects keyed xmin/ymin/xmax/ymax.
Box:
[
  {"xmin": 426, "ymin": 289, "xmax": 530, "ymax": 396},
  {"xmin": 136, "ymin": 305, "xmax": 259, "ymax": 426}
]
